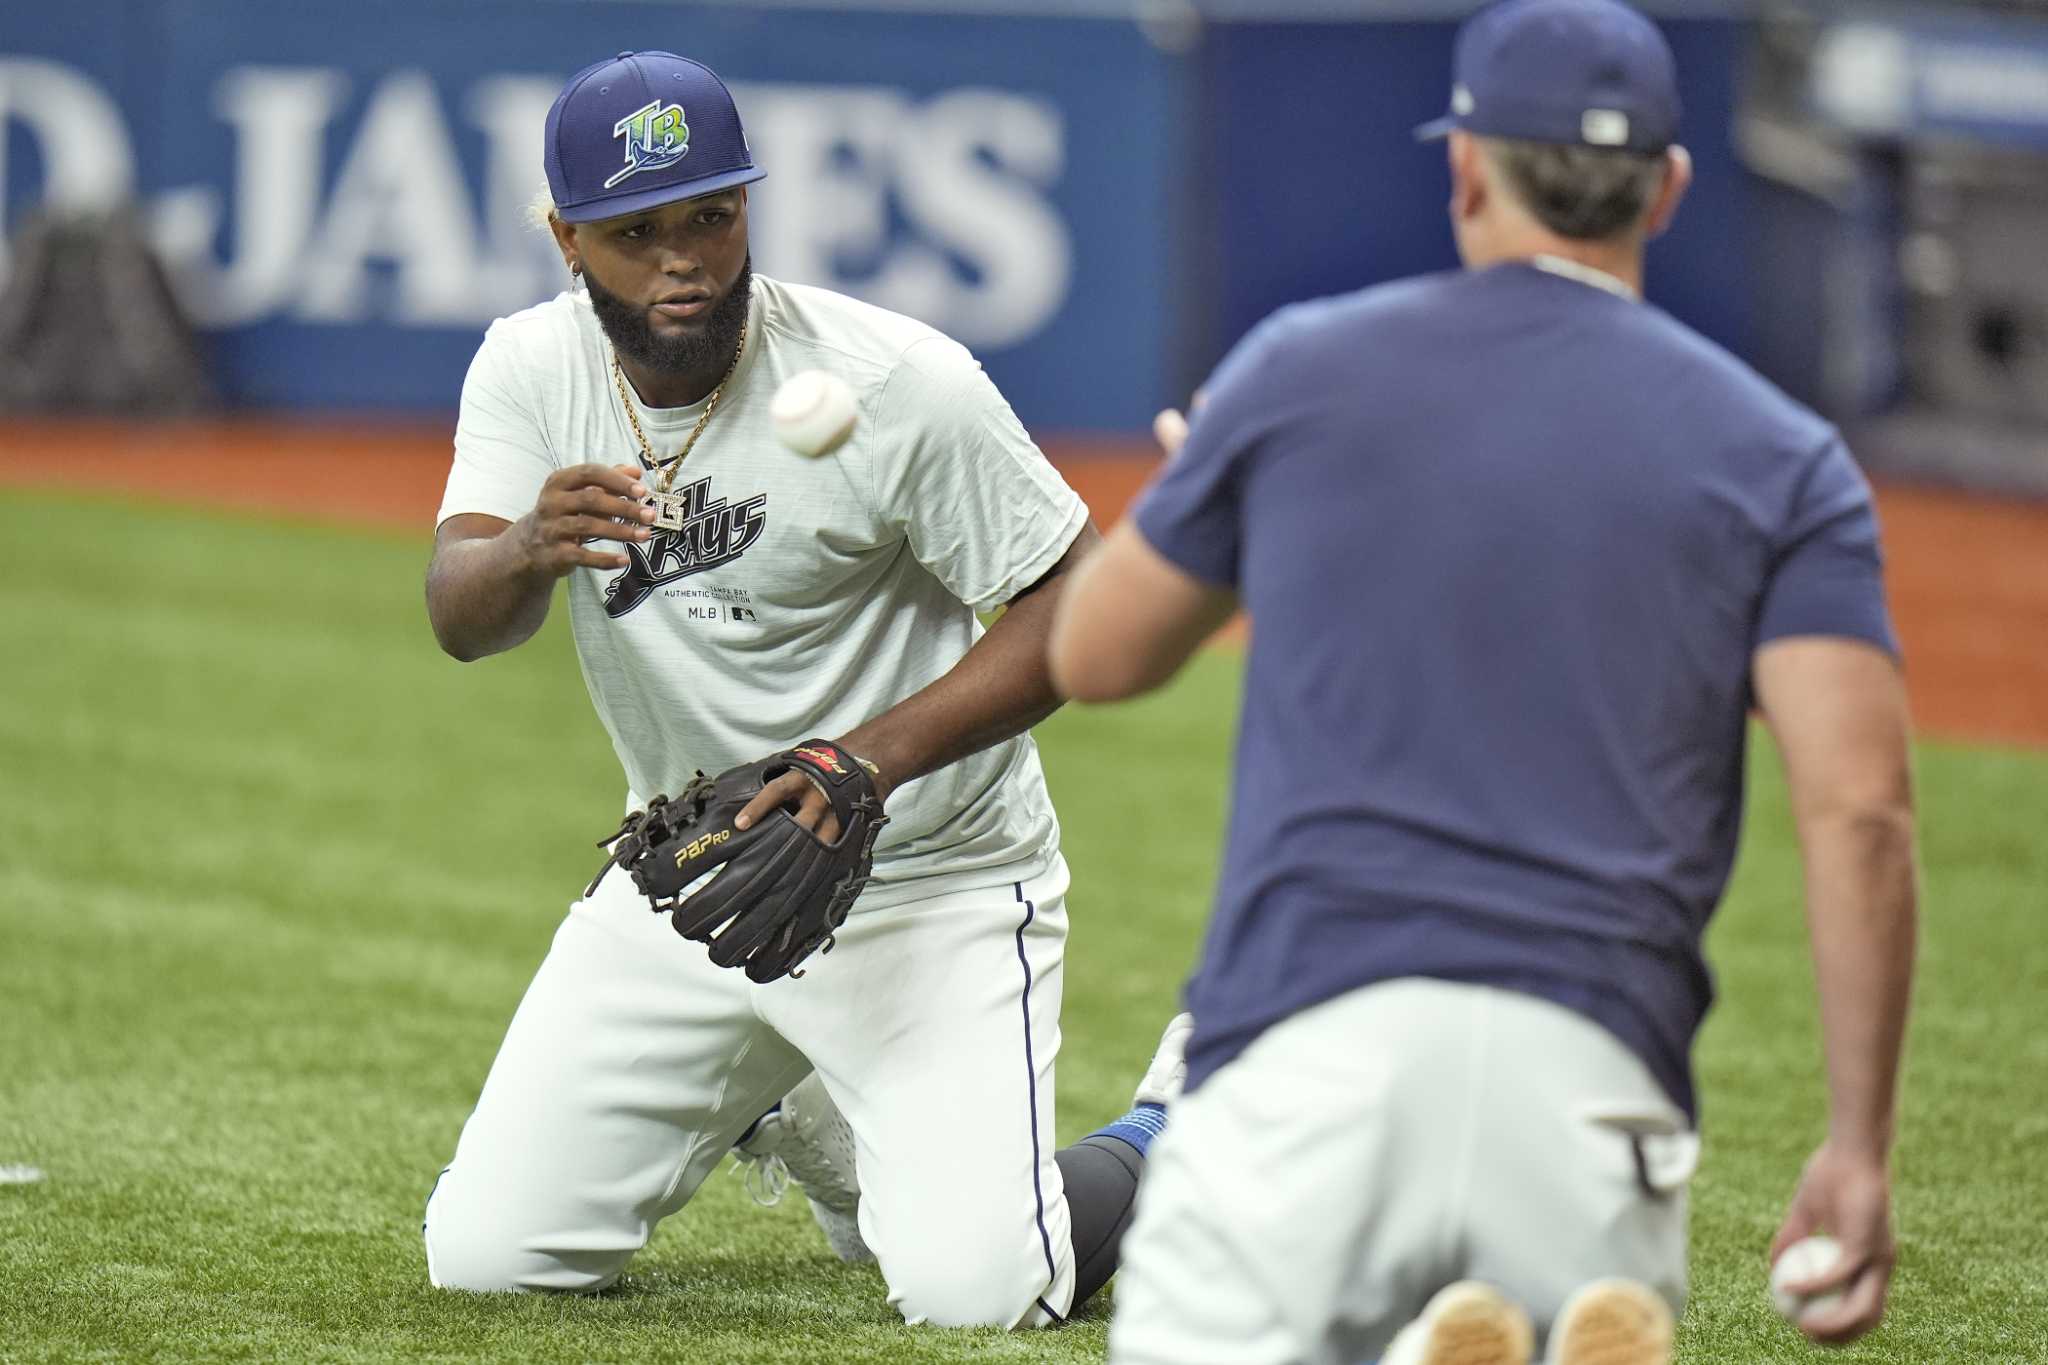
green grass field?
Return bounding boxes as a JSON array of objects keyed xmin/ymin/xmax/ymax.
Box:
[{"xmin": 1, "ymin": 491, "xmax": 2043, "ymax": 1363}]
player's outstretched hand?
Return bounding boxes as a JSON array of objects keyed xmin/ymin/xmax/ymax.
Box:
[
  {"xmin": 517, "ymin": 464, "xmax": 655, "ymax": 576},
  {"xmin": 1769, "ymin": 1139, "xmax": 1896, "ymax": 1345}
]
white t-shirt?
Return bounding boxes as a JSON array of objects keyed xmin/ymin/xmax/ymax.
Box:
[{"xmin": 438, "ymin": 275, "xmax": 1089, "ymax": 905}]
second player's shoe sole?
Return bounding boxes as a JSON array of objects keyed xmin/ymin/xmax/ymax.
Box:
[
  {"xmin": 1545, "ymin": 1278, "xmax": 1674, "ymax": 1365},
  {"xmin": 1386, "ymin": 1281, "xmax": 1535, "ymax": 1365}
]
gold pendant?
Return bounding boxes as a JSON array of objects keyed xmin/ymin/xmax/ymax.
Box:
[{"xmin": 646, "ymin": 489, "xmax": 690, "ymax": 532}]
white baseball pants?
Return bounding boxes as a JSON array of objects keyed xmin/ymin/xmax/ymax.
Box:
[
  {"xmin": 423, "ymin": 853, "xmax": 1077, "ymax": 1328},
  {"xmin": 1109, "ymin": 979, "xmax": 1696, "ymax": 1365}
]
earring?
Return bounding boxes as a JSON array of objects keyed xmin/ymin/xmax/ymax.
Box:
[{"xmin": 570, "ymin": 261, "xmax": 583, "ymax": 279}]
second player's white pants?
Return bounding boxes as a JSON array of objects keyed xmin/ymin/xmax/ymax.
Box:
[
  {"xmin": 423, "ymin": 854, "xmax": 1077, "ymax": 1328},
  {"xmin": 1109, "ymin": 978, "xmax": 1697, "ymax": 1365}
]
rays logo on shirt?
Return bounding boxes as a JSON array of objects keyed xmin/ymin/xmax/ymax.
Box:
[{"xmin": 603, "ymin": 476, "xmax": 767, "ymax": 618}]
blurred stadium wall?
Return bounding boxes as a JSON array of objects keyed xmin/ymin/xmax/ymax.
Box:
[{"xmin": 2, "ymin": 0, "xmax": 2046, "ymax": 487}]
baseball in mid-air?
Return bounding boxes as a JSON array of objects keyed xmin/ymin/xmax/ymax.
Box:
[
  {"xmin": 1769, "ymin": 1235, "xmax": 1846, "ymax": 1325},
  {"xmin": 771, "ymin": 369, "xmax": 858, "ymax": 457}
]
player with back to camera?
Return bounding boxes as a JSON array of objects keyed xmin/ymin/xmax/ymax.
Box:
[
  {"xmin": 420, "ymin": 50, "xmax": 1190, "ymax": 1329},
  {"xmin": 1050, "ymin": 2, "xmax": 1919, "ymax": 1362}
]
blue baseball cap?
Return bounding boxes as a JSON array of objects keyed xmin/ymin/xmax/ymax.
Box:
[
  {"xmin": 544, "ymin": 51, "xmax": 765, "ymax": 224},
  {"xmin": 1415, "ymin": 0, "xmax": 1681, "ymax": 154}
]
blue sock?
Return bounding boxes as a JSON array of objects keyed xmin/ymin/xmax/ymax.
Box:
[{"xmin": 1085, "ymin": 1101, "xmax": 1168, "ymax": 1158}]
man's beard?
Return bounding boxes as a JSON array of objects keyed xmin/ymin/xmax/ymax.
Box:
[{"xmin": 585, "ymin": 256, "xmax": 753, "ymax": 379}]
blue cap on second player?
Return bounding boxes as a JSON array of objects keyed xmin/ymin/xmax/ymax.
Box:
[
  {"xmin": 1414, "ymin": 0, "xmax": 1680, "ymax": 153},
  {"xmin": 544, "ymin": 51, "xmax": 765, "ymax": 223}
]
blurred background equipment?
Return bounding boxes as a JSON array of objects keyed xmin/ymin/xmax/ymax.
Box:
[
  {"xmin": 1744, "ymin": 2, "xmax": 2048, "ymax": 493},
  {"xmin": 0, "ymin": 208, "xmax": 214, "ymax": 414}
]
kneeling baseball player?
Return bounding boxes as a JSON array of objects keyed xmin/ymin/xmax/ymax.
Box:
[{"xmin": 420, "ymin": 51, "xmax": 1185, "ymax": 1328}]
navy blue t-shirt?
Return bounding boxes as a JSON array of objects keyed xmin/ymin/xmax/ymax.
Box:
[{"xmin": 1136, "ymin": 262, "xmax": 1897, "ymax": 1121}]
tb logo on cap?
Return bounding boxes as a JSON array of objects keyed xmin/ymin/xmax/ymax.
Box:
[{"xmin": 605, "ymin": 100, "xmax": 691, "ymax": 189}]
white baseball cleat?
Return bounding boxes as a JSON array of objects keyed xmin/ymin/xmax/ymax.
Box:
[
  {"xmin": 732, "ymin": 1072, "xmax": 872, "ymax": 1264},
  {"xmin": 1133, "ymin": 1012, "xmax": 1196, "ymax": 1108},
  {"xmin": 1544, "ymin": 1278, "xmax": 1673, "ymax": 1365},
  {"xmin": 1384, "ymin": 1281, "xmax": 1535, "ymax": 1365}
]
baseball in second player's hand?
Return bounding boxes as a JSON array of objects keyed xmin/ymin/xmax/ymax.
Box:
[
  {"xmin": 1768, "ymin": 1139, "xmax": 1897, "ymax": 1345},
  {"xmin": 515, "ymin": 464, "xmax": 654, "ymax": 576}
]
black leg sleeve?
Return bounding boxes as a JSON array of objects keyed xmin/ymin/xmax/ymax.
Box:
[{"xmin": 1055, "ymin": 1134, "xmax": 1145, "ymax": 1311}]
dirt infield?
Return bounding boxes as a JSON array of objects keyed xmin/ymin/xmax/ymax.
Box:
[{"xmin": 4, "ymin": 418, "xmax": 2043, "ymax": 748}]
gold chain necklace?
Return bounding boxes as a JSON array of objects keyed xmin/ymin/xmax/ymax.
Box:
[{"xmin": 611, "ymin": 319, "xmax": 748, "ymax": 521}]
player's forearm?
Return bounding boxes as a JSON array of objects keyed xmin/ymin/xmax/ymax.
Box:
[
  {"xmin": 425, "ymin": 525, "xmax": 556, "ymax": 662},
  {"xmin": 842, "ymin": 537, "xmax": 1093, "ymax": 796},
  {"xmin": 1800, "ymin": 804, "xmax": 1919, "ymax": 1158},
  {"xmin": 1048, "ymin": 522, "xmax": 1236, "ymax": 702}
]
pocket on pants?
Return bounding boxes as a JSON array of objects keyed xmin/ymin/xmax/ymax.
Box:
[{"xmin": 1578, "ymin": 1102, "xmax": 1700, "ymax": 1197}]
